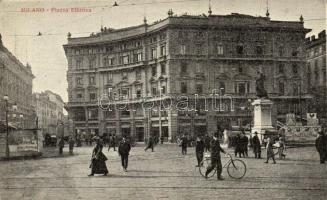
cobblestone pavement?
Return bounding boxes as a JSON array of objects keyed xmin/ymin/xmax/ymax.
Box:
[{"xmin": 0, "ymin": 145, "xmax": 326, "ymax": 200}]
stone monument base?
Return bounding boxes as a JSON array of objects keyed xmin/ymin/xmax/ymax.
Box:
[{"xmin": 251, "ymin": 99, "xmax": 275, "ymax": 143}]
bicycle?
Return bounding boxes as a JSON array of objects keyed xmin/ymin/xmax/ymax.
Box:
[{"xmin": 199, "ymin": 152, "xmax": 247, "ymax": 179}]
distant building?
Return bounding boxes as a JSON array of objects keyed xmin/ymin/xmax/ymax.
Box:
[
  {"xmin": 0, "ymin": 34, "xmax": 35, "ymax": 129},
  {"xmin": 64, "ymin": 11, "xmax": 311, "ymax": 142},
  {"xmin": 306, "ymin": 30, "xmax": 327, "ymax": 124},
  {"xmin": 33, "ymin": 91, "xmax": 65, "ymax": 135}
]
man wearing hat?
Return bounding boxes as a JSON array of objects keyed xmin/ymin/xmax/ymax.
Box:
[
  {"xmin": 205, "ymin": 132, "xmax": 229, "ymax": 180},
  {"xmin": 315, "ymin": 131, "xmax": 326, "ymax": 164},
  {"xmin": 252, "ymin": 132, "xmax": 261, "ymax": 159}
]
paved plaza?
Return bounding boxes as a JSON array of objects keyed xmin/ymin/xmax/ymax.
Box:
[{"xmin": 0, "ymin": 145, "xmax": 326, "ymax": 200}]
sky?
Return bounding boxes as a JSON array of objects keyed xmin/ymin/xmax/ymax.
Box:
[{"xmin": 0, "ymin": 0, "xmax": 326, "ymax": 102}]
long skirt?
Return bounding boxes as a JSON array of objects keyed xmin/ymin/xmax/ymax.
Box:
[{"xmin": 91, "ymin": 153, "xmax": 108, "ymax": 174}]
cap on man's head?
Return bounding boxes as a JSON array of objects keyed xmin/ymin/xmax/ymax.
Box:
[{"xmin": 254, "ymin": 132, "xmax": 258, "ymax": 134}]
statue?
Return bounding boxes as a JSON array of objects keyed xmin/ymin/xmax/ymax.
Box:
[{"xmin": 256, "ymin": 72, "xmax": 268, "ymax": 98}]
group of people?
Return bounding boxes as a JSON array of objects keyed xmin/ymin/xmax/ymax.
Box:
[
  {"xmin": 57, "ymin": 136, "xmax": 76, "ymax": 155},
  {"xmin": 234, "ymin": 131, "xmax": 249, "ymax": 158},
  {"xmin": 88, "ymin": 136, "xmax": 131, "ymax": 176}
]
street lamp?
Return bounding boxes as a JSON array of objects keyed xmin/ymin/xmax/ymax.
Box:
[
  {"xmin": 3, "ymin": 95, "xmax": 9, "ymax": 158},
  {"xmin": 159, "ymin": 87, "xmax": 163, "ymax": 143}
]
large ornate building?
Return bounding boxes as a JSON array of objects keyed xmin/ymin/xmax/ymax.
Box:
[
  {"xmin": 0, "ymin": 34, "xmax": 35, "ymax": 129},
  {"xmin": 306, "ymin": 30, "xmax": 326, "ymax": 125},
  {"xmin": 64, "ymin": 10, "xmax": 311, "ymax": 142},
  {"xmin": 33, "ymin": 90, "xmax": 65, "ymax": 135}
]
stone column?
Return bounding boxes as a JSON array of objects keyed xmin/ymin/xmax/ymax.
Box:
[{"xmin": 168, "ymin": 109, "xmax": 178, "ymax": 143}]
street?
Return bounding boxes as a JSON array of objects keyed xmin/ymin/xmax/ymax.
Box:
[{"xmin": 0, "ymin": 145, "xmax": 326, "ymax": 200}]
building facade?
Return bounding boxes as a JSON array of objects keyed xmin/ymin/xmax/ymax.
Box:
[
  {"xmin": 64, "ymin": 11, "xmax": 310, "ymax": 142},
  {"xmin": 33, "ymin": 90, "xmax": 65, "ymax": 135},
  {"xmin": 306, "ymin": 30, "xmax": 326, "ymax": 125},
  {"xmin": 0, "ymin": 34, "xmax": 35, "ymax": 129}
]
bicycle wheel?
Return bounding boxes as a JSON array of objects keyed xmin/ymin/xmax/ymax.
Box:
[
  {"xmin": 199, "ymin": 158, "xmax": 216, "ymax": 178},
  {"xmin": 227, "ymin": 159, "xmax": 246, "ymax": 179}
]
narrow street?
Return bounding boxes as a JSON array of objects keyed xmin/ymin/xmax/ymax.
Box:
[{"xmin": 0, "ymin": 145, "xmax": 326, "ymax": 200}]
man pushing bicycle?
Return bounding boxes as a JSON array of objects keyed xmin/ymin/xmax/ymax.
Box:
[{"xmin": 205, "ymin": 132, "xmax": 229, "ymax": 180}]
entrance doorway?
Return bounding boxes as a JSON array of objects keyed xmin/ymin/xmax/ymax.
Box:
[{"xmin": 136, "ymin": 127, "xmax": 144, "ymax": 142}]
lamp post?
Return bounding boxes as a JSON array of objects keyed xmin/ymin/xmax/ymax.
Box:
[
  {"xmin": 3, "ymin": 95, "xmax": 9, "ymax": 158},
  {"xmin": 159, "ymin": 87, "xmax": 163, "ymax": 143}
]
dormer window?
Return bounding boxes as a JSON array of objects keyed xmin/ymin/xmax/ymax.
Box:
[{"xmin": 237, "ymin": 45, "xmax": 244, "ymax": 55}]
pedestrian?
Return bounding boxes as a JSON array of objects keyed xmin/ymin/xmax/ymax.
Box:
[
  {"xmin": 160, "ymin": 135, "xmax": 164, "ymax": 144},
  {"xmin": 58, "ymin": 137, "xmax": 65, "ymax": 155},
  {"xmin": 195, "ymin": 136, "xmax": 205, "ymax": 167},
  {"xmin": 315, "ymin": 131, "xmax": 326, "ymax": 164},
  {"xmin": 277, "ymin": 136, "xmax": 286, "ymax": 159},
  {"xmin": 205, "ymin": 132, "xmax": 229, "ymax": 180},
  {"xmin": 68, "ymin": 136, "xmax": 75, "ymax": 155},
  {"xmin": 252, "ymin": 132, "xmax": 261, "ymax": 159},
  {"xmin": 145, "ymin": 136, "xmax": 154, "ymax": 152},
  {"xmin": 264, "ymin": 137, "xmax": 276, "ymax": 164},
  {"xmin": 204, "ymin": 134, "xmax": 211, "ymax": 152},
  {"xmin": 118, "ymin": 136, "xmax": 131, "ymax": 172},
  {"xmin": 234, "ymin": 134, "xmax": 242, "ymax": 157},
  {"xmin": 241, "ymin": 131, "xmax": 249, "ymax": 157},
  {"xmin": 181, "ymin": 134, "xmax": 188, "ymax": 155},
  {"xmin": 108, "ymin": 134, "xmax": 117, "ymax": 151},
  {"xmin": 88, "ymin": 137, "xmax": 108, "ymax": 176}
]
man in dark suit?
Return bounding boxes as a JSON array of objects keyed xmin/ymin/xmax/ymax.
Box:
[
  {"xmin": 118, "ymin": 137, "xmax": 131, "ymax": 172},
  {"xmin": 181, "ymin": 134, "xmax": 188, "ymax": 155},
  {"xmin": 315, "ymin": 131, "xmax": 326, "ymax": 164},
  {"xmin": 195, "ymin": 136, "xmax": 205, "ymax": 167},
  {"xmin": 252, "ymin": 132, "xmax": 261, "ymax": 159},
  {"xmin": 205, "ymin": 132, "xmax": 229, "ymax": 180}
]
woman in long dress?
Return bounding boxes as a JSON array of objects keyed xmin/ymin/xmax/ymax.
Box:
[{"xmin": 88, "ymin": 138, "xmax": 108, "ymax": 176}]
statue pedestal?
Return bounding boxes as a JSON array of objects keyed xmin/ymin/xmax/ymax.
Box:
[{"xmin": 251, "ymin": 99, "xmax": 275, "ymax": 142}]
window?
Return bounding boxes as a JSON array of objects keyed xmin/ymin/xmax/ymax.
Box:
[
  {"xmin": 181, "ymin": 62, "xmax": 187, "ymax": 74},
  {"xmin": 180, "ymin": 45, "xmax": 186, "ymax": 55},
  {"xmin": 278, "ymin": 47, "xmax": 284, "ymax": 57},
  {"xmin": 122, "ymin": 72, "xmax": 128, "ymax": 80},
  {"xmin": 237, "ymin": 83, "xmax": 246, "ymax": 95},
  {"xmin": 181, "ymin": 82, "xmax": 187, "ymax": 93},
  {"xmin": 293, "ymin": 84, "xmax": 299, "ymax": 95},
  {"xmin": 238, "ymin": 66, "xmax": 243, "ymax": 73},
  {"xmin": 196, "ymin": 44, "xmax": 203, "ymax": 55},
  {"xmin": 219, "ymin": 82, "xmax": 225, "ymax": 95},
  {"xmin": 196, "ymin": 84, "xmax": 203, "ymax": 94},
  {"xmin": 88, "ymin": 109, "xmax": 98, "ymax": 119},
  {"xmin": 76, "ymin": 93, "xmax": 82, "ymax": 99},
  {"xmin": 89, "ymin": 58, "xmax": 96, "ymax": 69},
  {"xmin": 89, "ymin": 76, "xmax": 95, "ymax": 85},
  {"xmin": 136, "ymin": 70, "xmax": 142, "ymax": 80},
  {"xmin": 151, "ymin": 48, "xmax": 157, "ymax": 59},
  {"xmin": 123, "ymin": 55, "xmax": 129, "ymax": 64},
  {"xmin": 161, "ymin": 85, "xmax": 166, "ymax": 94},
  {"xmin": 152, "ymin": 85, "xmax": 157, "ymax": 96},
  {"xmin": 76, "ymin": 77, "xmax": 83, "ymax": 85},
  {"xmin": 109, "ymin": 57, "xmax": 115, "ymax": 66},
  {"xmin": 134, "ymin": 52, "xmax": 142, "ymax": 62},
  {"xmin": 195, "ymin": 63, "xmax": 202, "ymax": 73},
  {"xmin": 278, "ymin": 63, "xmax": 284, "ymax": 73},
  {"xmin": 217, "ymin": 44, "xmax": 224, "ymax": 55},
  {"xmin": 237, "ymin": 45, "xmax": 244, "ymax": 55},
  {"xmin": 292, "ymin": 64, "xmax": 298, "ymax": 74},
  {"xmin": 292, "ymin": 49, "xmax": 298, "ymax": 57},
  {"xmin": 160, "ymin": 45, "xmax": 166, "ymax": 56},
  {"xmin": 256, "ymin": 46, "xmax": 263, "ymax": 55},
  {"xmin": 76, "ymin": 59, "xmax": 82, "ymax": 69},
  {"xmin": 152, "ymin": 66, "xmax": 157, "ymax": 77},
  {"xmin": 121, "ymin": 88, "xmax": 129, "ymax": 99},
  {"xmin": 161, "ymin": 63, "xmax": 166, "ymax": 75},
  {"xmin": 106, "ymin": 73, "xmax": 113, "ymax": 83},
  {"xmin": 90, "ymin": 93, "xmax": 96, "ymax": 101},
  {"xmin": 279, "ymin": 82, "xmax": 284, "ymax": 95},
  {"xmin": 136, "ymin": 86, "xmax": 142, "ymax": 98}
]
